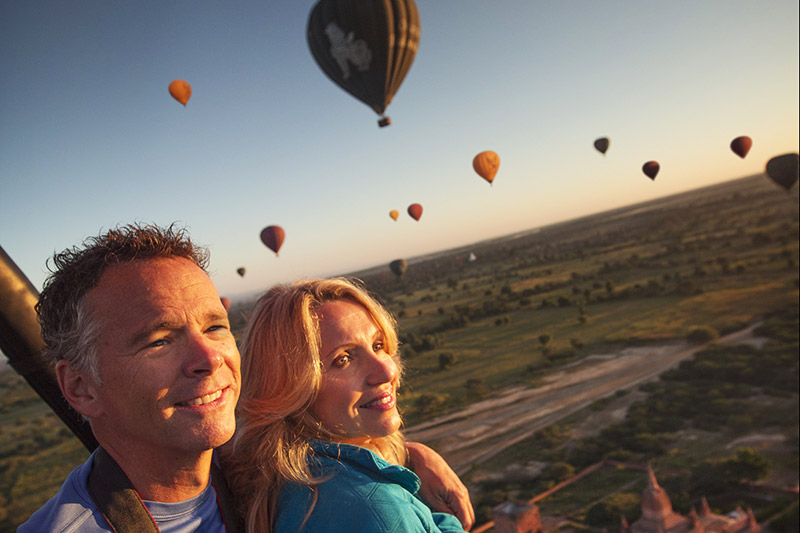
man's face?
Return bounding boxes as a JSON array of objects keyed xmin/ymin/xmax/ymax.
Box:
[{"xmin": 83, "ymin": 257, "xmax": 240, "ymax": 456}]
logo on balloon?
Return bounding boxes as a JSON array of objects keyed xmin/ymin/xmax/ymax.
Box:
[{"xmin": 325, "ymin": 22, "xmax": 372, "ymax": 80}]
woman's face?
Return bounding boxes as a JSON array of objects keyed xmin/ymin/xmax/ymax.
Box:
[{"xmin": 311, "ymin": 299, "xmax": 401, "ymax": 446}]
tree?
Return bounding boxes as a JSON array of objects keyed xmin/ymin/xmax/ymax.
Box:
[
  {"xmin": 686, "ymin": 326, "xmax": 719, "ymax": 344},
  {"xmin": 438, "ymin": 352, "xmax": 457, "ymax": 370}
]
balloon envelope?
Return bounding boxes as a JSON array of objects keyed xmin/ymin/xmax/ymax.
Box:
[
  {"xmin": 407, "ymin": 203, "xmax": 423, "ymax": 221},
  {"xmin": 389, "ymin": 209, "xmax": 399, "ymax": 221},
  {"xmin": 306, "ymin": 0, "xmax": 420, "ymax": 125},
  {"xmin": 168, "ymin": 80, "xmax": 192, "ymax": 106},
  {"xmin": 765, "ymin": 153, "xmax": 799, "ymax": 191},
  {"xmin": 236, "ymin": 267, "xmax": 246, "ymax": 277},
  {"xmin": 473, "ymin": 151, "xmax": 500, "ymax": 185},
  {"xmin": 389, "ymin": 259, "xmax": 407, "ymax": 277},
  {"xmin": 260, "ymin": 226, "xmax": 286, "ymax": 256},
  {"xmin": 642, "ymin": 161, "xmax": 660, "ymax": 180},
  {"xmin": 730, "ymin": 136, "xmax": 752, "ymax": 159},
  {"xmin": 594, "ymin": 137, "xmax": 610, "ymax": 155}
]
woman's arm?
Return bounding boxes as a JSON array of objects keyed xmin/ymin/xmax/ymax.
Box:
[{"xmin": 405, "ymin": 442, "xmax": 475, "ymax": 531}]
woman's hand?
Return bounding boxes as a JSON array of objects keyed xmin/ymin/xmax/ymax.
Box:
[{"xmin": 406, "ymin": 441, "xmax": 475, "ymax": 530}]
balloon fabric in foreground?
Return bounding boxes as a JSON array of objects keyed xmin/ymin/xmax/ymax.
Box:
[{"xmin": 307, "ymin": 0, "xmax": 420, "ymax": 127}]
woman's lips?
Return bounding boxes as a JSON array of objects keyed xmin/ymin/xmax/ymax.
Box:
[{"xmin": 359, "ymin": 392, "xmax": 395, "ymax": 410}]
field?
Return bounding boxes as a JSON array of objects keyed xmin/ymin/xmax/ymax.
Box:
[{"xmin": 1, "ymin": 173, "xmax": 798, "ymax": 531}]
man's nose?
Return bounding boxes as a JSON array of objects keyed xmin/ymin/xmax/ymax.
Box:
[{"xmin": 183, "ymin": 335, "xmax": 225, "ymax": 377}]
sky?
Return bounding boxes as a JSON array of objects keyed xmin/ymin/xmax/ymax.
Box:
[{"xmin": 1, "ymin": 0, "xmax": 798, "ymax": 301}]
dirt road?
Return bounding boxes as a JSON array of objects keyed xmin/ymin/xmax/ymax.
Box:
[{"xmin": 405, "ymin": 324, "xmax": 764, "ymax": 475}]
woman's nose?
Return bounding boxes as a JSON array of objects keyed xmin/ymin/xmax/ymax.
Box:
[{"xmin": 366, "ymin": 352, "xmax": 397, "ymax": 385}]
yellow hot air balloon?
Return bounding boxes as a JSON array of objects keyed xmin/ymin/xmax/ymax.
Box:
[
  {"xmin": 168, "ymin": 80, "xmax": 192, "ymax": 106},
  {"xmin": 473, "ymin": 151, "xmax": 500, "ymax": 185}
]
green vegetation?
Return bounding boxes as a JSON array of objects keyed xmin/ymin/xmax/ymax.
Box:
[{"xmin": 2, "ymin": 174, "xmax": 797, "ymax": 529}]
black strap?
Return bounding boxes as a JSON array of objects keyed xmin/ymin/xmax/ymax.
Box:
[
  {"xmin": 87, "ymin": 447, "xmax": 159, "ymax": 533},
  {"xmin": 211, "ymin": 461, "xmax": 244, "ymax": 533},
  {"xmin": 87, "ymin": 447, "xmax": 243, "ymax": 533}
]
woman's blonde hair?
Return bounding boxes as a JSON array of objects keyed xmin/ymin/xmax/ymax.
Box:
[{"xmin": 223, "ymin": 278, "xmax": 406, "ymax": 533}]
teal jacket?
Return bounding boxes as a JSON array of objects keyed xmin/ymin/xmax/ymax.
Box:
[{"xmin": 275, "ymin": 440, "xmax": 466, "ymax": 533}]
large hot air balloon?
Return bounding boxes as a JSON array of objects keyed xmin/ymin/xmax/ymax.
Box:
[
  {"xmin": 473, "ymin": 151, "xmax": 500, "ymax": 185},
  {"xmin": 389, "ymin": 259, "xmax": 407, "ymax": 277},
  {"xmin": 594, "ymin": 137, "xmax": 610, "ymax": 155},
  {"xmin": 765, "ymin": 153, "xmax": 799, "ymax": 191},
  {"xmin": 642, "ymin": 161, "xmax": 660, "ymax": 180},
  {"xmin": 389, "ymin": 209, "xmax": 399, "ymax": 221},
  {"xmin": 168, "ymin": 80, "xmax": 192, "ymax": 106},
  {"xmin": 260, "ymin": 225, "xmax": 286, "ymax": 256},
  {"xmin": 730, "ymin": 136, "xmax": 752, "ymax": 159},
  {"xmin": 307, "ymin": 0, "xmax": 420, "ymax": 127},
  {"xmin": 236, "ymin": 267, "xmax": 246, "ymax": 277},
  {"xmin": 407, "ymin": 203, "xmax": 423, "ymax": 221}
]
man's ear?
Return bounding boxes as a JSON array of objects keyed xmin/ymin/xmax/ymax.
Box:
[{"xmin": 56, "ymin": 360, "xmax": 104, "ymax": 419}]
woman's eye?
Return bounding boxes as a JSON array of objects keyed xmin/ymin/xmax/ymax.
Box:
[
  {"xmin": 333, "ymin": 354, "xmax": 351, "ymax": 367},
  {"xmin": 373, "ymin": 342, "xmax": 384, "ymax": 352}
]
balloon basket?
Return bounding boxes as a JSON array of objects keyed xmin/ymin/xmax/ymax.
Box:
[{"xmin": 378, "ymin": 117, "xmax": 391, "ymax": 127}]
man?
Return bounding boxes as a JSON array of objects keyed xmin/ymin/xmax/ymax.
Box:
[{"xmin": 20, "ymin": 224, "xmax": 474, "ymax": 531}]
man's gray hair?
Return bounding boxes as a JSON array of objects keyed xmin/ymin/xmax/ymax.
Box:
[{"xmin": 36, "ymin": 223, "xmax": 209, "ymax": 383}]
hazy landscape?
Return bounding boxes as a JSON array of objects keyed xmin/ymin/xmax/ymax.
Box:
[{"xmin": 2, "ymin": 173, "xmax": 797, "ymax": 531}]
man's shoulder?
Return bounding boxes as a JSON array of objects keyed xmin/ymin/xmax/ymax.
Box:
[{"xmin": 18, "ymin": 454, "xmax": 110, "ymax": 533}]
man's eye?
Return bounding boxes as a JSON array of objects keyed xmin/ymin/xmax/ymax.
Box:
[{"xmin": 147, "ymin": 339, "xmax": 167, "ymax": 348}]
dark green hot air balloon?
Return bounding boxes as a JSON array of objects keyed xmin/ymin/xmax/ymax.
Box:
[
  {"xmin": 307, "ymin": 0, "xmax": 420, "ymax": 127},
  {"xmin": 389, "ymin": 259, "xmax": 407, "ymax": 277},
  {"xmin": 765, "ymin": 153, "xmax": 799, "ymax": 191}
]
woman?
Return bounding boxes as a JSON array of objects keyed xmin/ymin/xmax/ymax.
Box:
[{"xmin": 224, "ymin": 278, "xmax": 466, "ymax": 533}]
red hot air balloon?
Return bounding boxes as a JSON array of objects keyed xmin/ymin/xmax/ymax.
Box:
[
  {"xmin": 307, "ymin": 0, "xmax": 420, "ymax": 127},
  {"xmin": 260, "ymin": 226, "xmax": 286, "ymax": 256},
  {"xmin": 407, "ymin": 203, "xmax": 423, "ymax": 221},
  {"xmin": 730, "ymin": 136, "xmax": 752, "ymax": 159},
  {"xmin": 473, "ymin": 151, "xmax": 500, "ymax": 185},
  {"xmin": 168, "ymin": 80, "xmax": 192, "ymax": 106},
  {"xmin": 642, "ymin": 161, "xmax": 660, "ymax": 180}
]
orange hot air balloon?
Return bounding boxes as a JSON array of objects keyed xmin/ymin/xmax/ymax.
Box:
[
  {"xmin": 594, "ymin": 137, "xmax": 610, "ymax": 155},
  {"xmin": 642, "ymin": 161, "xmax": 660, "ymax": 180},
  {"xmin": 473, "ymin": 151, "xmax": 500, "ymax": 185},
  {"xmin": 730, "ymin": 136, "xmax": 752, "ymax": 159},
  {"xmin": 168, "ymin": 80, "xmax": 192, "ymax": 106},
  {"xmin": 407, "ymin": 203, "xmax": 423, "ymax": 221},
  {"xmin": 260, "ymin": 225, "xmax": 286, "ymax": 256},
  {"xmin": 389, "ymin": 210, "xmax": 399, "ymax": 221}
]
